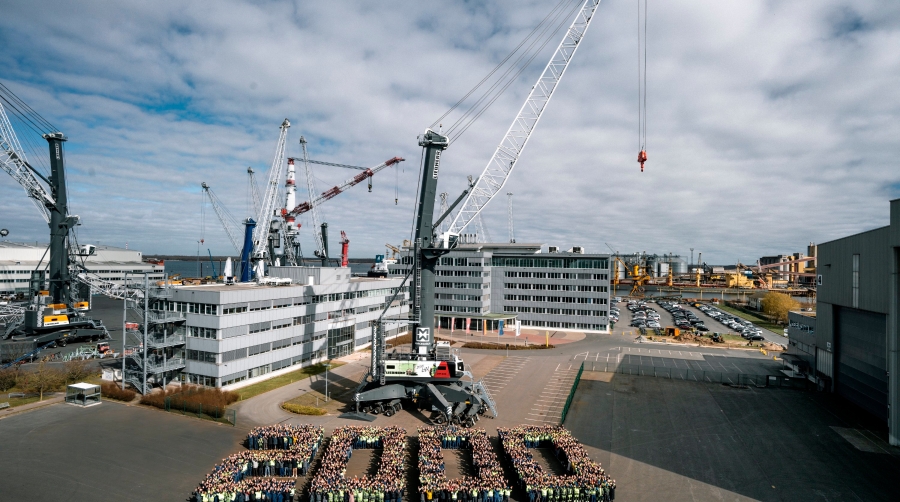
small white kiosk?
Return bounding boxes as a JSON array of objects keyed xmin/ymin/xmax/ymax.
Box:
[{"xmin": 65, "ymin": 382, "xmax": 101, "ymax": 407}]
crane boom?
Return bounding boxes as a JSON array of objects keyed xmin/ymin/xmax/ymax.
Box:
[
  {"xmin": 445, "ymin": 0, "xmax": 602, "ymax": 237},
  {"xmin": 298, "ymin": 136, "xmax": 325, "ymax": 257},
  {"xmin": 201, "ymin": 182, "xmax": 243, "ymax": 254},
  {"xmin": 288, "ymin": 156, "xmax": 405, "ymax": 216},
  {"xmin": 253, "ymin": 119, "xmax": 290, "ymax": 254},
  {"xmin": 0, "ymin": 102, "xmax": 54, "ymax": 222}
]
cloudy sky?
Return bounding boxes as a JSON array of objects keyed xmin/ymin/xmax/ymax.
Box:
[{"xmin": 1, "ymin": 0, "xmax": 898, "ymax": 265}]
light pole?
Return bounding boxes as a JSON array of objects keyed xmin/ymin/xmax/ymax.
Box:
[{"xmin": 324, "ymin": 361, "xmax": 331, "ymax": 402}]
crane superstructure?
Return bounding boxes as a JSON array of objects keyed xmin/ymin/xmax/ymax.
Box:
[
  {"xmin": 348, "ymin": 0, "xmax": 602, "ymax": 426},
  {"xmin": 252, "ymin": 119, "xmax": 290, "ymax": 268}
]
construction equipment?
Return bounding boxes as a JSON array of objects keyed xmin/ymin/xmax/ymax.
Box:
[
  {"xmin": 507, "ymin": 192, "xmax": 515, "ymax": 243},
  {"xmin": 348, "ymin": 0, "xmax": 602, "ymax": 426},
  {"xmin": 288, "ymin": 138, "xmax": 404, "ymax": 264},
  {"xmin": 385, "ymin": 243, "xmax": 402, "ymax": 261},
  {"xmin": 0, "ymin": 97, "xmax": 110, "ymax": 345}
]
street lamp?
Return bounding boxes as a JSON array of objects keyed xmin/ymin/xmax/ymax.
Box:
[{"xmin": 324, "ymin": 361, "xmax": 331, "ymax": 402}]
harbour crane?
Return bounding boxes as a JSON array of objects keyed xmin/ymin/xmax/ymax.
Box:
[
  {"xmin": 252, "ymin": 119, "xmax": 290, "ymax": 269},
  {"xmin": 0, "ymin": 98, "xmax": 110, "ymax": 344},
  {"xmin": 507, "ymin": 192, "xmax": 515, "ymax": 243},
  {"xmin": 439, "ymin": 0, "xmax": 601, "ymax": 246},
  {"xmin": 349, "ymin": 0, "xmax": 603, "ymax": 425}
]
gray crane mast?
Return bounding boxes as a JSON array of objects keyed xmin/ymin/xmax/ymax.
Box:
[{"xmin": 410, "ymin": 129, "xmax": 449, "ymax": 357}]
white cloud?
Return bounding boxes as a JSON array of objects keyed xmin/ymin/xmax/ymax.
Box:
[{"xmin": 1, "ymin": 0, "xmax": 898, "ymax": 264}]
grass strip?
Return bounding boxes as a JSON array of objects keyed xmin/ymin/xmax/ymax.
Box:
[
  {"xmin": 236, "ymin": 361, "xmax": 345, "ymax": 401},
  {"xmin": 282, "ymin": 402, "xmax": 327, "ymax": 416},
  {"xmin": 716, "ymin": 305, "xmax": 783, "ymax": 333}
]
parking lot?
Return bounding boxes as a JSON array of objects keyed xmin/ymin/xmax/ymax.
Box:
[{"xmin": 612, "ymin": 298, "xmax": 787, "ymax": 346}]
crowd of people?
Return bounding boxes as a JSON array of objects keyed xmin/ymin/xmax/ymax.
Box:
[
  {"xmin": 498, "ymin": 426, "xmax": 616, "ymax": 502},
  {"xmin": 309, "ymin": 426, "xmax": 407, "ymax": 502},
  {"xmin": 417, "ymin": 426, "xmax": 511, "ymax": 502},
  {"xmin": 192, "ymin": 425, "xmax": 324, "ymax": 502}
]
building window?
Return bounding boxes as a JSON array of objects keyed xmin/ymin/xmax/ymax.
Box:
[{"xmin": 852, "ymin": 253, "xmax": 859, "ymax": 308}]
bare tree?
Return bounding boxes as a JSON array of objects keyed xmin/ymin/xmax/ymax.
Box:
[{"xmin": 21, "ymin": 361, "xmax": 63, "ymax": 401}]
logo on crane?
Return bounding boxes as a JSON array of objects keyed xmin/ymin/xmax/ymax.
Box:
[
  {"xmin": 432, "ymin": 151, "xmax": 441, "ymax": 179},
  {"xmin": 415, "ymin": 328, "xmax": 430, "ymax": 343}
]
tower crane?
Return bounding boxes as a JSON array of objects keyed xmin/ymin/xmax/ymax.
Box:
[{"xmin": 349, "ymin": 0, "xmax": 602, "ymax": 426}]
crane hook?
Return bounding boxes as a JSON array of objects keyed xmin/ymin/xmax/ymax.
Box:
[{"xmin": 637, "ymin": 150, "xmax": 647, "ymax": 172}]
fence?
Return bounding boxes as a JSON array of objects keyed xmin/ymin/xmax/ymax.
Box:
[
  {"xmin": 583, "ymin": 361, "xmax": 805, "ymax": 388},
  {"xmin": 559, "ymin": 362, "xmax": 584, "ymax": 425}
]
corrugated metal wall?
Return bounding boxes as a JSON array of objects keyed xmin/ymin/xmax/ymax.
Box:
[{"xmin": 835, "ymin": 306, "xmax": 888, "ymax": 421}]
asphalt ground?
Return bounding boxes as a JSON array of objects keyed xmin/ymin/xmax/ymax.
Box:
[
  {"xmin": 0, "ymin": 400, "xmax": 246, "ymax": 501},
  {"xmin": 566, "ymin": 374, "xmax": 900, "ymax": 502},
  {"xmin": 2, "ymin": 299, "xmax": 897, "ymax": 501}
]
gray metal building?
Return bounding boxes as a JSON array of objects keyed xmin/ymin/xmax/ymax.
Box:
[
  {"xmin": 150, "ymin": 266, "xmax": 408, "ymax": 390},
  {"xmin": 815, "ymin": 198, "xmax": 900, "ymax": 445},
  {"xmin": 394, "ymin": 243, "xmax": 610, "ymax": 333}
]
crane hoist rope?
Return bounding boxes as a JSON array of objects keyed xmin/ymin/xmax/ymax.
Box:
[{"xmin": 637, "ymin": 0, "xmax": 648, "ymax": 172}]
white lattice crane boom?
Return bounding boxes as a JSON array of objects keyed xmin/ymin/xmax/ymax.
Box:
[
  {"xmin": 0, "ymin": 102, "xmax": 54, "ymax": 222},
  {"xmin": 253, "ymin": 119, "xmax": 290, "ymax": 255},
  {"xmin": 201, "ymin": 182, "xmax": 242, "ymax": 254},
  {"xmin": 298, "ymin": 135, "xmax": 325, "ymax": 257},
  {"xmin": 445, "ymin": 0, "xmax": 602, "ymax": 237}
]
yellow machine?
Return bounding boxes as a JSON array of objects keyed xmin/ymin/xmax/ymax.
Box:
[
  {"xmin": 665, "ymin": 327, "xmax": 681, "ymax": 338},
  {"xmin": 629, "ymin": 264, "xmax": 652, "ymax": 297}
]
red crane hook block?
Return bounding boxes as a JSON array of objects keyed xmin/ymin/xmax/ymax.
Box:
[{"xmin": 637, "ymin": 150, "xmax": 647, "ymax": 172}]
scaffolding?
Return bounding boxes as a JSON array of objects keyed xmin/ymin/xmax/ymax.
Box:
[{"xmin": 121, "ymin": 274, "xmax": 186, "ymax": 394}]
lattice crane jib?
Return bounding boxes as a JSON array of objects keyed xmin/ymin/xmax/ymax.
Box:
[
  {"xmin": 201, "ymin": 182, "xmax": 242, "ymax": 255},
  {"xmin": 253, "ymin": 119, "xmax": 290, "ymax": 256},
  {"xmin": 299, "ymin": 135, "xmax": 325, "ymax": 258},
  {"xmin": 445, "ymin": 0, "xmax": 602, "ymax": 238},
  {"xmin": 0, "ymin": 102, "xmax": 54, "ymax": 223}
]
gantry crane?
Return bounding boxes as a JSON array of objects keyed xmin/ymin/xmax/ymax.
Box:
[{"xmin": 349, "ymin": 0, "xmax": 603, "ymax": 425}]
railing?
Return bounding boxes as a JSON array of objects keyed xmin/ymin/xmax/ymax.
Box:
[
  {"xmin": 582, "ymin": 362, "xmax": 799, "ymax": 388},
  {"xmin": 473, "ymin": 380, "xmax": 497, "ymax": 418},
  {"xmin": 559, "ymin": 362, "xmax": 584, "ymax": 425},
  {"xmin": 130, "ymin": 356, "xmax": 186, "ymax": 373},
  {"xmin": 145, "ymin": 333, "xmax": 186, "ymax": 348}
]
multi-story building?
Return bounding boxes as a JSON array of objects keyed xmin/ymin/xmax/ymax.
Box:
[
  {"xmin": 393, "ymin": 243, "xmax": 611, "ymax": 333},
  {"xmin": 0, "ymin": 241, "xmax": 164, "ymax": 296},
  {"xmin": 148, "ymin": 266, "xmax": 408, "ymax": 390},
  {"xmin": 815, "ymin": 198, "xmax": 899, "ymax": 446}
]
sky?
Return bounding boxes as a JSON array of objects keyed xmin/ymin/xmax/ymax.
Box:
[{"xmin": 1, "ymin": 0, "xmax": 898, "ymax": 265}]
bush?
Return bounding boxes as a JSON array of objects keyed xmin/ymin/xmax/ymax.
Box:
[
  {"xmin": 20, "ymin": 361, "xmax": 64, "ymax": 400},
  {"xmin": 140, "ymin": 385, "xmax": 239, "ymax": 418},
  {"xmin": 282, "ymin": 402, "xmax": 327, "ymax": 415},
  {"xmin": 101, "ymin": 381, "xmax": 136, "ymax": 401},
  {"xmin": 461, "ymin": 341, "xmax": 555, "ymax": 350},
  {"xmin": 0, "ymin": 368, "xmax": 17, "ymax": 392}
]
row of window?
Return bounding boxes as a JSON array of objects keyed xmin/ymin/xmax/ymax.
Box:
[
  {"xmin": 505, "ymin": 271, "xmax": 608, "ymax": 281},
  {"xmin": 312, "ymin": 287, "xmax": 404, "ymax": 304},
  {"xmin": 492, "ymin": 257, "xmax": 609, "ymax": 269},
  {"xmin": 504, "ymin": 295, "xmax": 606, "ymax": 304},
  {"xmin": 435, "ymin": 293, "xmax": 487, "ymax": 302},
  {"xmin": 436, "ymin": 270, "xmax": 489, "ymax": 277},
  {"xmin": 187, "ymin": 350, "xmax": 217, "ymax": 363},
  {"xmin": 438, "ymin": 257, "xmax": 483, "ymax": 267},
  {"xmin": 188, "ymin": 327, "xmax": 217, "ymax": 339},
  {"xmin": 435, "ymin": 305, "xmax": 483, "ymax": 313},
  {"xmin": 505, "ymin": 283, "xmax": 608, "ymax": 292},
  {"xmin": 435, "ymin": 282, "xmax": 489, "ymax": 290},
  {"xmin": 504, "ymin": 306, "xmax": 607, "ymax": 317}
]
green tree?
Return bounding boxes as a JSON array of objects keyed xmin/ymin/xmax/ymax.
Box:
[{"xmin": 761, "ymin": 292, "xmax": 800, "ymax": 324}]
